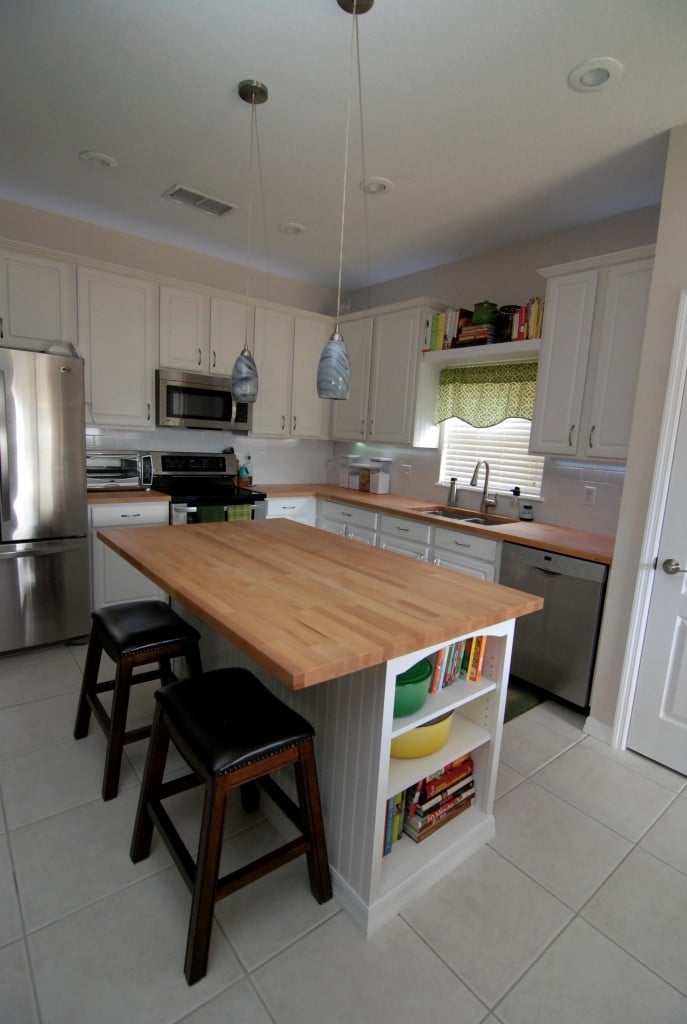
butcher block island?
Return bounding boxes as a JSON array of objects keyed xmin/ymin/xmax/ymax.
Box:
[{"xmin": 97, "ymin": 518, "xmax": 541, "ymax": 933}]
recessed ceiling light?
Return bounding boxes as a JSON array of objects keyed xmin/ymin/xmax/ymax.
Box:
[
  {"xmin": 79, "ymin": 150, "xmax": 118, "ymax": 168},
  {"xmin": 567, "ymin": 57, "xmax": 623, "ymax": 92},
  {"xmin": 361, "ymin": 176, "xmax": 393, "ymax": 195},
  {"xmin": 278, "ymin": 222, "xmax": 306, "ymax": 235}
]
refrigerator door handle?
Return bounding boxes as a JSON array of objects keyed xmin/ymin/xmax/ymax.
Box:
[
  {"xmin": 0, "ymin": 369, "xmax": 9, "ymax": 529},
  {"xmin": 0, "ymin": 539, "xmax": 86, "ymax": 559}
]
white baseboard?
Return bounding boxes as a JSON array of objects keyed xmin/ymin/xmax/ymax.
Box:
[{"xmin": 583, "ymin": 715, "xmax": 613, "ymax": 745}]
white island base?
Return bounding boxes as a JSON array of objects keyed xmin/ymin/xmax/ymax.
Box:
[{"xmin": 181, "ymin": 608, "xmax": 515, "ymax": 936}]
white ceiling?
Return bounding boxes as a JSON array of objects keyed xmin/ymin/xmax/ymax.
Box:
[{"xmin": 2, "ymin": 0, "xmax": 686, "ymax": 293}]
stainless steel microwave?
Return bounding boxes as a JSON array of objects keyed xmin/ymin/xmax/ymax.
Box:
[{"xmin": 155, "ymin": 368, "xmax": 252, "ymax": 432}]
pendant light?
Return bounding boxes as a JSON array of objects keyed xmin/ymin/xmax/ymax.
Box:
[
  {"xmin": 231, "ymin": 79, "xmax": 268, "ymax": 404},
  {"xmin": 317, "ymin": 0, "xmax": 374, "ymax": 400}
]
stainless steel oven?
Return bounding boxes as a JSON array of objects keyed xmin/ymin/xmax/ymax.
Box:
[{"xmin": 144, "ymin": 451, "xmax": 267, "ymax": 522}]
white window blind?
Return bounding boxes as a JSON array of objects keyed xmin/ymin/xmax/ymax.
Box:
[{"xmin": 440, "ymin": 418, "xmax": 544, "ymax": 496}]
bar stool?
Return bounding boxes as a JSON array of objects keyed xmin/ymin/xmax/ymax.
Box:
[
  {"xmin": 73, "ymin": 600, "xmax": 202, "ymax": 801},
  {"xmin": 130, "ymin": 667, "xmax": 332, "ymax": 985}
]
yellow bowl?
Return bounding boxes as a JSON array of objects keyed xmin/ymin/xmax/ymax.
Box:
[{"xmin": 390, "ymin": 710, "xmax": 454, "ymax": 759}]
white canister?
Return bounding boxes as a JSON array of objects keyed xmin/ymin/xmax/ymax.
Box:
[
  {"xmin": 370, "ymin": 457, "xmax": 392, "ymax": 494},
  {"xmin": 338, "ymin": 454, "xmax": 359, "ymax": 488},
  {"xmin": 347, "ymin": 463, "xmax": 361, "ymax": 490}
]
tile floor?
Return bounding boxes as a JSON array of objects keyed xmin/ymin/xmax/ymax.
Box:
[{"xmin": 1, "ymin": 643, "xmax": 686, "ymax": 1024}]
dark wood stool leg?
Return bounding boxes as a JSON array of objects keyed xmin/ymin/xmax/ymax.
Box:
[
  {"xmin": 131, "ymin": 704, "xmax": 171, "ymax": 863},
  {"xmin": 294, "ymin": 740, "xmax": 332, "ymax": 904},
  {"xmin": 185, "ymin": 644, "xmax": 203, "ymax": 679},
  {"xmin": 73, "ymin": 629, "xmax": 102, "ymax": 739},
  {"xmin": 185, "ymin": 777, "xmax": 229, "ymax": 985},
  {"xmin": 158, "ymin": 655, "xmax": 175, "ymax": 686},
  {"xmin": 240, "ymin": 781, "xmax": 260, "ymax": 813},
  {"xmin": 102, "ymin": 657, "xmax": 134, "ymax": 801}
]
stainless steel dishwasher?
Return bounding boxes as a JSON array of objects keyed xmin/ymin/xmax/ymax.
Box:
[{"xmin": 499, "ymin": 542, "xmax": 608, "ymax": 712}]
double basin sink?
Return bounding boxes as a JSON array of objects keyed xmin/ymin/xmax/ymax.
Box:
[{"xmin": 415, "ymin": 506, "xmax": 515, "ymax": 528}]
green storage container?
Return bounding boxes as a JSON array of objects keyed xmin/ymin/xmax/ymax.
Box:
[{"xmin": 394, "ymin": 657, "xmax": 432, "ymax": 717}]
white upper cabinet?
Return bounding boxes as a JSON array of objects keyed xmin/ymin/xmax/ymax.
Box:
[
  {"xmin": 251, "ymin": 307, "xmax": 331, "ymax": 439},
  {"xmin": 530, "ymin": 248, "xmax": 653, "ymax": 459},
  {"xmin": 332, "ymin": 302, "xmax": 442, "ymax": 446},
  {"xmin": 291, "ymin": 315, "xmax": 331, "ymax": 438},
  {"xmin": 0, "ymin": 249, "xmax": 76, "ymax": 348},
  {"xmin": 78, "ymin": 266, "xmax": 157, "ymax": 428},
  {"xmin": 159, "ymin": 285, "xmax": 247, "ymax": 377}
]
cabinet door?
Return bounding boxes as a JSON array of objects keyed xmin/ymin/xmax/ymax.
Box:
[
  {"xmin": 529, "ymin": 270, "xmax": 598, "ymax": 455},
  {"xmin": 291, "ymin": 316, "xmax": 331, "ymax": 438},
  {"xmin": 330, "ymin": 317, "xmax": 373, "ymax": 440},
  {"xmin": 582, "ymin": 258, "xmax": 652, "ymax": 459},
  {"xmin": 250, "ymin": 306, "xmax": 293, "ymax": 435},
  {"xmin": 0, "ymin": 250, "xmax": 76, "ymax": 347},
  {"xmin": 368, "ymin": 307, "xmax": 420, "ymax": 443},
  {"xmin": 159, "ymin": 285, "xmax": 209, "ymax": 371},
  {"xmin": 209, "ymin": 296, "xmax": 248, "ymax": 377},
  {"xmin": 90, "ymin": 503, "xmax": 168, "ymax": 608},
  {"xmin": 78, "ymin": 267, "xmax": 156, "ymax": 428},
  {"xmin": 433, "ymin": 551, "xmax": 495, "ymax": 581}
]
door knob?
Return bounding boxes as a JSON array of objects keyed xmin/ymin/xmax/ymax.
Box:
[{"xmin": 662, "ymin": 558, "xmax": 687, "ymax": 575}]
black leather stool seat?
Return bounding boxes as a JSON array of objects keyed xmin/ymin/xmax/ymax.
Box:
[
  {"xmin": 93, "ymin": 601, "xmax": 201, "ymax": 660},
  {"xmin": 131, "ymin": 666, "xmax": 332, "ymax": 985},
  {"xmin": 73, "ymin": 600, "xmax": 202, "ymax": 801},
  {"xmin": 157, "ymin": 668, "xmax": 315, "ymax": 777}
]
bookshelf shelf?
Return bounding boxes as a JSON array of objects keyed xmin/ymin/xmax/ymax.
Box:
[
  {"xmin": 422, "ymin": 337, "xmax": 540, "ymax": 367},
  {"xmin": 387, "ymin": 713, "xmax": 490, "ymax": 798},
  {"xmin": 391, "ymin": 677, "xmax": 497, "ymax": 740}
]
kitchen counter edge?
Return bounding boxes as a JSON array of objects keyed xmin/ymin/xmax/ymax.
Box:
[
  {"xmin": 87, "ymin": 489, "xmax": 171, "ymax": 505},
  {"xmin": 260, "ymin": 484, "xmax": 614, "ymax": 565}
]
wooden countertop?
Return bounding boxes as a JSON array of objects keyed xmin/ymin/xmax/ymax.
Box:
[
  {"xmin": 259, "ymin": 484, "xmax": 615, "ymax": 565},
  {"xmin": 87, "ymin": 490, "xmax": 170, "ymax": 505},
  {"xmin": 97, "ymin": 519, "xmax": 542, "ymax": 690}
]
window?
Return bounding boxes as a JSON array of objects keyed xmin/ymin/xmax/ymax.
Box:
[
  {"xmin": 435, "ymin": 360, "xmax": 544, "ymax": 496},
  {"xmin": 440, "ymin": 417, "xmax": 544, "ymax": 496}
]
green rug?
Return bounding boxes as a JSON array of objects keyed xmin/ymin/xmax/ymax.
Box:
[{"xmin": 504, "ymin": 680, "xmax": 544, "ymax": 723}]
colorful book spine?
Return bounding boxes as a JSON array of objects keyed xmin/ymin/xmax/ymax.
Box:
[
  {"xmin": 430, "ymin": 648, "xmax": 445, "ymax": 694},
  {"xmin": 467, "ymin": 635, "xmax": 486, "ymax": 682},
  {"xmin": 414, "ymin": 775, "xmax": 474, "ymax": 818},
  {"xmin": 402, "ymin": 793, "xmax": 475, "ymax": 843},
  {"xmin": 421, "ymin": 756, "xmax": 474, "ymax": 800}
]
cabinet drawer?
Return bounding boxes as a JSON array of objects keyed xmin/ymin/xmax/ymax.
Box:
[
  {"xmin": 318, "ymin": 500, "xmax": 378, "ymax": 531},
  {"xmin": 432, "ymin": 525, "xmax": 498, "ymax": 563},
  {"xmin": 91, "ymin": 502, "xmax": 169, "ymax": 528},
  {"xmin": 379, "ymin": 514, "xmax": 431, "ymax": 546},
  {"xmin": 267, "ymin": 496, "xmax": 316, "ymax": 519}
]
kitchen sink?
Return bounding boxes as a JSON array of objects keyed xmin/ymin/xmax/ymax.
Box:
[{"xmin": 416, "ymin": 507, "xmax": 514, "ymax": 527}]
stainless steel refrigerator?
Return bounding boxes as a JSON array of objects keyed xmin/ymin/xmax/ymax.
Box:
[{"xmin": 0, "ymin": 347, "xmax": 90, "ymax": 653}]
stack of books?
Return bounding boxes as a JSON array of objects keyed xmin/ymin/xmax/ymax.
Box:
[
  {"xmin": 424, "ymin": 308, "xmax": 474, "ymax": 351},
  {"xmin": 456, "ymin": 323, "xmax": 496, "ymax": 346},
  {"xmin": 430, "ymin": 635, "xmax": 487, "ymax": 692},
  {"xmin": 383, "ymin": 753, "xmax": 475, "ymax": 853},
  {"xmin": 511, "ymin": 297, "xmax": 544, "ymax": 340},
  {"xmin": 403, "ymin": 755, "xmax": 475, "ymax": 843}
]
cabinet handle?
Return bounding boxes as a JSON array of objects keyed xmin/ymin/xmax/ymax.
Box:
[
  {"xmin": 342, "ymin": 511, "xmax": 353, "ymax": 517},
  {"xmin": 292, "ymin": 415, "xmax": 296, "ymax": 431},
  {"xmin": 396, "ymin": 526, "xmax": 410, "ymax": 533},
  {"xmin": 568, "ymin": 423, "xmax": 575, "ymax": 447},
  {"xmin": 360, "ymin": 420, "xmax": 365, "ymax": 436},
  {"xmin": 433, "ymin": 558, "xmax": 440, "ymax": 566},
  {"xmin": 146, "ymin": 402, "xmax": 151, "ymax": 422},
  {"xmin": 212, "ymin": 350, "xmax": 217, "ymax": 368},
  {"xmin": 197, "ymin": 348, "xmax": 202, "ymax": 366},
  {"xmin": 281, "ymin": 414, "xmax": 286, "ymax": 431},
  {"xmin": 588, "ymin": 424, "xmax": 595, "ymax": 449},
  {"xmin": 120, "ymin": 513, "xmax": 142, "ymax": 519},
  {"xmin": 369, "ymin": 418, "xmax": 374, "ymax": 435},
  {"xmin": 453, "ymin": 540, "xmax": 471, "ymax": 549}
]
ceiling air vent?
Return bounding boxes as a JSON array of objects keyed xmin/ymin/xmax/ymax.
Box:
[{"xmin": 162, "ymin": 184, "xmax": 234, "ymax": 217}]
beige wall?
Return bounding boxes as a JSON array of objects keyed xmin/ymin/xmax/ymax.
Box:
[
  {"xmin": 350, "ymin": 206, "xmax": 660, "ymax": 312},
  {"xmin": 590, "ymin": 124, "xmax": 687, "ymax": 731},
  {"xmin": 0, "ymin": 199, "xmax": 336, "ymax": 315}
]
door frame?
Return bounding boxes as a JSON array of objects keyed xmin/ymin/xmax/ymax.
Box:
[{"xmin": 612, "ymin": 289, "xmax": 687, "ymax": 748}]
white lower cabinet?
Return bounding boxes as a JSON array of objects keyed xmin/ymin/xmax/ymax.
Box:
[
  {"xmin": 317, "ymin": 499, "xmax": 378, "ymax": 544},
  {"xmin": 266, "ymin": 496, "xmax": 317, "ymax": 526},
  {"xmin": 432, "ymin": 525, "xmax": 499, "ymax": 581},
  {"xmin": 90, "ymin": 502, "xmax": 169, "ymax": 609},
  {"xmin": 378, "ymin": 514, "xmax": 431, "ymax": 560}
]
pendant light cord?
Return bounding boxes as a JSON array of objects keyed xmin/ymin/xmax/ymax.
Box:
[
  {"xmin": 244, "ymin": 99, "xmax": 257, "ymax": 351},
  {"xmin": 354, "ymin": 8, "xmax": 372, "ymax": 310},
  {"xmin": 335, "ymin": 2, "xmax": 358, "ymax": 333}
]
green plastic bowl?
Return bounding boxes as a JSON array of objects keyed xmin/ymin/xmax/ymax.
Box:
[{"xmin": 394, "ymin": 658, "xmax": 432, "ymax": 717}]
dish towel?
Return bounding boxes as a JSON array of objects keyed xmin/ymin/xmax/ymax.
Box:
[
  {"xmin": 196, "ymin": 506, "xmax": 225, "ymax": 523},
  {"xmin": 226, "ymin": 505, "xmax": 253, "ymax": 521}
]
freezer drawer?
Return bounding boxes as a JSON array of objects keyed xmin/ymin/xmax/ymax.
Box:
[
  {"xmin": 499, "ymin": 542, "xmax": 608, "ymax": 711},
  {"xmin": 0, "ymin": 537, "xmax": 90, "ymax": 653}
]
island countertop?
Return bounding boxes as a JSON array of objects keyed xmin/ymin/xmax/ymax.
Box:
[{"xmin": 97, "ymin": 518, "xmax": 542, "ymax": 690}]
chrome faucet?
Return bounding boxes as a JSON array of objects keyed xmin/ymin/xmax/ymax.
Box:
[
  {"xmin": 470, "ymin": 460, "xmax": 497, "ymax": 514},
  {"xmin": 447, "ymin": 477, "xmax": 459, "ymax": 506}
]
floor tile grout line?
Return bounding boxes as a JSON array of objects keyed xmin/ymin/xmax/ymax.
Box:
[
  {"xmin": 398, "ymin": 912, "xmax": 491, "ymax": 1014},
  {"xmin": 0, "ymin": 779, "xmax": 44, "ymax": 1024}
]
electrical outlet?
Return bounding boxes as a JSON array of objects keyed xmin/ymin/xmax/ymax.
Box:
[
  {"xmin": 401, "ymin": 464, "xmax": 412, "ymax": 479},
  {"xmin": 584, "ymin": 485, "xmax": 596, "ymax": 506}
]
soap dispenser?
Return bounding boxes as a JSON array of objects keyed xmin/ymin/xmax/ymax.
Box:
[{"xmin": 509, "ymin": 486, "xmax": 521, "ymax": 518}]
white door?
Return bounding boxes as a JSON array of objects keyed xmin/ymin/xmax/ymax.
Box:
[{"xmin": 627, "ymin": 297, "xmax": 687, "ymax": 774}]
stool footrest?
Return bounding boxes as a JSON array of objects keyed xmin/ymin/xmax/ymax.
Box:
[
  {"xmin": 259, "ymin": 775, "xmax": 302, "ymax": 831},
  {"xmin": 216, "ymin": 836, "xmax": 310, "ymax": 900}
]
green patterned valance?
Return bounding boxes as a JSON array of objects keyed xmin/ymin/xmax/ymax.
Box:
[{"xmin": 435, "ymin": 361, "xmax": 538, "ymax": 427}]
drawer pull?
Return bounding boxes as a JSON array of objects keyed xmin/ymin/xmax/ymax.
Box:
[{"xmin": 120, "ymin": 513, "xmax": 142, "ymax": 518}]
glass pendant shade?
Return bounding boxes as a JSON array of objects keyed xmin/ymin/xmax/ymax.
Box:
[
  {"xmin": 317, "ymin": 329, "xmax": 351, "ymax": 400},
  {"xmin": 232, "ymin": 344, "xmax": 259, "ymax": 403}
]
